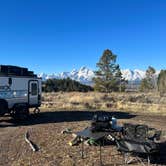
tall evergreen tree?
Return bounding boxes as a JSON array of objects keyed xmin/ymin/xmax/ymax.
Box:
[
  {"xmin": 146, "ymin": 66, "xmax": 156, "ymax": 78},
  {"xmin": 93, "ymin": 49, "xmax": 126, "ymax": 92},
  {"xmin": 157, "ymin": 70, "xmax": 166, "ymax": 96},
  {"xmin": 140, "ymin": 66, "xmax": 156, "ymax": 92}
]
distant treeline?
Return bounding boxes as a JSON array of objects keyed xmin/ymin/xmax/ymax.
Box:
[{"xmin": 42, "ymin": 78, "xmax": 93, "ymax": 92}]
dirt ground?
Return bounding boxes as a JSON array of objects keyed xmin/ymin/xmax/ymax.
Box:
[{"xmin": 0, "ymin": 109, "xmax": 166, "ymax": 166}]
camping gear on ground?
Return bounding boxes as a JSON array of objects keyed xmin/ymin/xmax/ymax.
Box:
[
  {"xmin": 76, "ymin": 127, "xmax": 113, "ymax": 165},
  {"xmin": 61, "ymin": 128, "xmax": 72, "ymax": 134},
  {"xmin": 68, "ymin": 112, "xmax": 162, "ymax": 166},
  {"xmin": 91, "ymin": 112, "xmax": 122, "ymax": 132},
  {"xmin": 72, "ymin": 111, "xmax": 122, "ymax": 165},
  {"xmin": 111, "ymin": 117, "xmax": 122, "ymax": 132},
  {"xmin": 91, "ymin": 112, "xmax": 112, "ymax": 132},
  {"xmin": 69, "ymin": 136, "xmax": 81, "ymax": 146},
  {"xmin": 69, "ymin": 112, "xmax": 122, "ymax": 147},
  {"xmin": 115, "ymin": 123, "xmax": 161, "ymax": 165}
]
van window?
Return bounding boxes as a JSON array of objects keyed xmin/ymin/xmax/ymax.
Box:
[
  {"xmin": 31, "ymin": 83, "xmax": 37, "ymax": 96},
  {"xmin": 8, "ymin": 78, "xmax": 12, "ymax": 85}
]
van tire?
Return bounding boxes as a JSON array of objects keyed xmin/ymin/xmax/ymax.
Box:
[
  {"xmin": 10, "ymin": 104, "xmax": 29, "ymax": 120},
  {"xmin": 0, "ymin": 99, "xmax": 8, "ymax": 116}
]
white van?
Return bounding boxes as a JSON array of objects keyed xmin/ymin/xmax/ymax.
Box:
[{"xmin": 0, "ymin": 65, "xmax": 42, "ymax": 119}]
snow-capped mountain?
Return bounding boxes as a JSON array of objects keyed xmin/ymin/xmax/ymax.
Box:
[
  {"xmin": 121, "ymin": 69, "xmax": 146, "ymax": 82},
  {"xmin": 38, "ymin": 67, "xmax": 148, "ymax": 85}
]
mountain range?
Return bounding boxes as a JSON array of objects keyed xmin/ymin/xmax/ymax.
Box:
[{"xmin": 38, "ymin": 67, "xmax": 157, "ymax": 85}]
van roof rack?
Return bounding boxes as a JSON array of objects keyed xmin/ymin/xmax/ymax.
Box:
[{"xmin": 0, "ymin": 65, "xmax": 37, "ymax": 77}]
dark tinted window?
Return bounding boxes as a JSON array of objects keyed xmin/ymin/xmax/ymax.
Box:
[
  {"xmin": 31, "ymin": 83, "xmax": 37, "ymax": 96},
  {"xmin": 8, "ymin": 78, "xmax": 12, "ymax": 85}
]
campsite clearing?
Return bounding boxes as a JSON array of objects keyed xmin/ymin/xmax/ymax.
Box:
[{"xmin": 0, "ymin": 107, "xmax": 166, "ymax": 166}]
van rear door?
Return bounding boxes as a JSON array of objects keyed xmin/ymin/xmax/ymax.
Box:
[{"xmin": 28, "ymin": 80, "xmax": 39, "ymax": 106}]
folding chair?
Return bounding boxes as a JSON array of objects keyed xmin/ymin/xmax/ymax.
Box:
[{"xmin": 115, "ymin": 123, "xmax": 160, "ymax": 166}]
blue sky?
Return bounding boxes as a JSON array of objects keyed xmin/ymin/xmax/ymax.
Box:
[{"xmin": 0, "ymin": 0, "xmax": 166, "ymax": 73}]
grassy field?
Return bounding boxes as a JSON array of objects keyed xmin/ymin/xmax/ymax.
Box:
[
  {"xmin": 0, "ymin": 92, "xmax": 166, "ymax": 166},
  {"xmin": 42, "ymin": 92, "xmax": 166, "ymax": 115}
]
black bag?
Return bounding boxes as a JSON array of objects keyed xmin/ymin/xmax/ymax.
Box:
[{"xmin": 91, "ymin": 112, "xmax": 112, "ymax": 132}]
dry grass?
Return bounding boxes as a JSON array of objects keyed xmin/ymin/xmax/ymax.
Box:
[{"xmin": 42, "ymin": 92, "xmax": 166, "ymax": 115}]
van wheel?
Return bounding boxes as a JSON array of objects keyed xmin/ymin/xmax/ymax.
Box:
[
  {"xmin": 33, "ymin": 107, "xmax": 40, "ymax": 114},
  {"xmin": 10, "ymin": 105, "xmax": 29, "ymax": 120},
  {"xmin": 0, "ymin": 99, "xmax": 8, "ymax": 116}
]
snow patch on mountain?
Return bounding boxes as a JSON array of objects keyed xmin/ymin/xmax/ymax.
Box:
[
  {"xmin": 121, "ymin": 69, "xmax": 146, "ymax": 81},
  {"xmin": 38, "ymin": 67, "xmax": 149, "ymax": 85}
]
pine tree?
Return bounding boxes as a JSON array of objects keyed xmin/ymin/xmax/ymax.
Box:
[
  {"xmin": 146, "ymin": 66, "xmax": 156, "ymax": 78},
  {"xmin": 139, "ymin": 66, "xmax": 156, "ymax": 92},
  {"xmin": 93, "ymin": 49, "xmax": 126, "ymax": 92},
  {"xmin": 157, "ymin": 70, "xmax": 166, "ymax": 96}
]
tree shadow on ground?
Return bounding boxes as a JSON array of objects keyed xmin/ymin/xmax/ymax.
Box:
[{"xmin": 0, "ymin": 110, "xmax": 136, "ymax": 127}]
